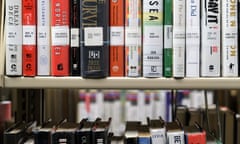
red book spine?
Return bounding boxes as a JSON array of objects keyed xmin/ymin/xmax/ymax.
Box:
[
  {"xmin": 110, "ymin": 0, "xmax": 125, "ymax": 76},
  {"xmin": 51, "ymin": 0, "xmax": 70, "ymax": 76},
  {"xmin": 186, "ymin": 131, "xmax": 206, "ymax": 144},
  {"xmin": 22, "ymin": 0, "xmax": 37, "ymax": 76}
]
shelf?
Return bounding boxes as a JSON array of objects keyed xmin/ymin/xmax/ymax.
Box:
[{"xmin": 3, "ymin": 76, "xmax": 240, "ymax": 89}]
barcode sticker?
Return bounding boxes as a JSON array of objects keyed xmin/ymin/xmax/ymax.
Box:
[
  {"xmin": 84, "ymin": 27, "xmax": 103, "ymax": 46},
  {"xmin": 51, "ymin": 26, "xmax": 69, "ymax": 45}
]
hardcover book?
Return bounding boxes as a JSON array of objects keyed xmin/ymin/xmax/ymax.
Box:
[
  {"xmin": 163, "ymin": 0, "xmax": 173, "ymax": 77},
  {"xmin": 51, "ymin": 0, "xmax": 70, "ymax": 76},
  {"xmin": 80, "ymin": 0, "xmax": 109, "ymax": 78},
  {"xmin": 221, "ymin": 0, "xmax": 238, "ymax": 76},
  {"xmin": 110, "ymin": 0, "xmax": 124, "ymax": 76},
  {"xmin": 125, "ymin": 0, "xmax": 142, "ymax": 77},
  {"xmin": 22, "ymin": 0, "xmax": 37, "ymax": 76},
  {"xmin": 173, "ymin": 0, "xmax": 186, "ymax": 78},
  {"xmin": 166, "ymin": 121, "xmax": 185, "ymax": 144},
  {"xmin": 5, "ymin": 0, "xmax": 22, "ymax": 76},
  {"xmin": 37, "ymin": 0, "xmax": 50, "ymax": 75},
  {"xmin": 142, "ymin": 0, "xmax": 163, "ymax": 77},
  {"xmin": 184, "ymin": 125, "xmax": 206, "ymax": 144},
  {"xmin": 70, "ymin": 0, "xmax": 81, "ymax": 76},
  {"xmin": 201, "ymin": 0, "xmax": 221, "ymax": 77},
  {"xmin": 148, "ymin": 118, "xmax": 166, "ymax": 144},
  {"xmin": 186, "ymin": 0, "xmax": 200, "ymax": 77}
]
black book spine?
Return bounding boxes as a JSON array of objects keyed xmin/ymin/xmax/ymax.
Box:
[
  {"xmin": 51, "ymin": 132, "xmax": 76, "ymax": 144},
  {"xmin": 80, "ymin": 0, "xmax": 109, "ymax": 78},
  {"xmin": 76, "ymin": 131, "xmax": 92, "ymax": 144},
  {"xmin": 34, "ymin": 132, "xmax": 51, "ymax": 144},
  {"xmin": 70, "ymin": 0, "xmax": 81, "ymax": 76},
  {"xmin": 92, "ymin": 131, "xmax": 108, "ymax": 144}
]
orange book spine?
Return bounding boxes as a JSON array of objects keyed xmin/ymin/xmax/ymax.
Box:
[
  {"xmin": 22, "ymin": 0, "xmax": 37, "ymax": 76},
  {"xmin": 110, "ymin": 0, "xmax": 125, "ymax": 76},
  {"xmin": 51, "ymin": 0, "xmax": 70, "ymax": 76},
  {"xmin": 186, "ymin": 131, "xmax": 206, "ymax": 144}
]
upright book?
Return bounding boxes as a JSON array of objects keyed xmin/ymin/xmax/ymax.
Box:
[
  {"xmin": 201, "ymin": 0, "xmax": 221, "ymax": 77},
  {"xmin": 172, "ymin": 0, "xmax": 186, "ymax": 78},
  {"xmin": 51, "ymin": 0, "xmax": 70, "ymax": 76},
  {"xmin": 163, "ymin": 0, "xmax": 173, "ymax": 77},
  {"xmin": 70, "ymin": 0, "xmax": 81, "ymax": 76},
  {"xmin": 22, "ymin": 0, "xmax": 37, "ymax": 76},
  {"xmin": 80, "ymin": 0, "xmax": 109, "ymax": 78},
  {"xmin": 5, "ymin": 0, "xmax": 22, "ymax": 76},
  {"xmin": 184, "ymin": 125, "xmax": 206, "ymax": 144},
  {"xmin": 148, "ymin": 118, "xmax": 166, "ymax": 144},
  {"xmin": 142, "ymin": 0, "xmax": 163, "ymax": 77},
  {"xmin": 125, "ymin": 0, "xmax": 142, "ymax": 77},
  {"xmin": 221, "ymin": 0, "xmax": 238, "ymax": 76},
  {"xmin": 138, "ymin": 125, "xmax": 151, "ymax": 144},
  {"xmin": 110, "ymin": 0, "xmax": 125, "ymax": 76},
  {"xmin": 186, "ymin": 0, "xmax": 200, "ymax": 77},
  {"xmin": 166, "ymin": 121, "xmax": 185, "ymax": 144},
  {"xmin": 37, "ymin": 0, "xmax": 50, "ymax": 75}
]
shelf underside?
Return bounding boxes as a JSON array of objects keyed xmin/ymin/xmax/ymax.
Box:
[{"xmin": 3, "ymin": 76, "xmax": 240, "ymax": 89}]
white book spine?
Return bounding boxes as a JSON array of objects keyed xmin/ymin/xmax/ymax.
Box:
[
  {"xmin": 173, "ymin": 0, "xmax": 186, "ymax": 78},
  {"xmin": 37, "ymin": 0, "xmax": 50, "ymax": 75},
  {"xmin": 167, "ymin": 131, "xmax": 185, "ymax": 144},
  {"xmin": 222, "ymin": 0, "xmax": 238, "ymax": 76},
  {"xmin": 143, "ymin": 0, "xmax": 163, "ymax": 77},
  {"xmin": 125, "ymin": 0, "xmax": 142, "ymax": 77},
  {"xmin": 150, "ymin": 128, "xmax": 166, "ymax": 144},
  {"xmin": 201, "ymin": 0, "xmax": 221, "ymax": 76},
  {"xmin": 186, "ymin": 0, "xmax": 200, "ymax": 77},
  {"xmin": 5, "ymin": 0, "xmax": 22, "ymax": 75}
]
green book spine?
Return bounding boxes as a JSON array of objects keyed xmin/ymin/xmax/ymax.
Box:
[{"xmin": 163, "ymin": 0, "xmax": 173, "ymax": 77}]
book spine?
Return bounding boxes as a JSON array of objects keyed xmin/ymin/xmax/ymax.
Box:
[
  {"xmin": 142, "ymin": 0, "xmax": 163, "ymax": 77},
  {"xmin": 163, "ymin": 0, "xmax": 173, "ymax": 77},
  {"xmin": 37, "ymin": 0, "xmax": 50, "ymax": 75},
  {"xmin": 173, "ymin": 0, "xmax": 186, "ymax": 78},
  {"xmin": 22, "ymin": 0, "xmax": 37, "ymax": 76},
  {"xmin": 80, "ymin": 0, "xmax": 109, "ymax": 78},
  {"xmin": 201, "ymin": 0, "xmax": 221, "ymax": 77},
  {"xmin": 167, "ymin": 131, "xmax": 185, "ymax": 144},
  {"xmin": 110, "ymin": 0, "xmax": 124, "ymax": 76},
  {"xmin": 125, "ymin": 0, "xmax": 142, "ymax": 77},
  {"xmin": 51, "ymin": 0, "xmax": 70, "ymax": 76},
  {"xmin": 5, "ymin": 0, "xmax": 22, "ymax": 76},
  {"xmin": 150, "ymin": 128, "xmax": 166, "ymax": 144},
  {"xmin": 186, "ymin": 0, "xmax": 200, "ymax": 77},
  {"xmin": 76, "ymin": 131, "xmax": 92, "ymax": 144},
  {"xmin": 138, "ymin": 137, "xmax": 151, "ymax": 144},
  {"xmin": 221, "ymin": 0, "xmax": 238, "ymax": 76},
  {"xmin": 70, "ymin": 0, "xmax": 80, "ymax": 76}
]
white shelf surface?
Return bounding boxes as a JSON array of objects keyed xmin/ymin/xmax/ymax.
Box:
[{"xmin": 4, "ymin": 76, "xmax": 240, "ymax": 89}]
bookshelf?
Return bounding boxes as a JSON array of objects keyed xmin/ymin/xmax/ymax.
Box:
[{"xmin": 3, "ymin": 76, "xmax": 240, "ymax": 89}]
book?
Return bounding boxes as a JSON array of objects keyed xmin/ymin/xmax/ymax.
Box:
[
  {"xmin": 186, "ymin": 0, "xmax": 200, "ymax": 77},
  {"xmin": 76, "ymin": 119, "xmax": 93, "ymax": 144},
  {"xmin": 124, "ymin": 121, "xmax": 141, "ymax": 144},
  {"xmin": 166, "ymin": 121, "xmax": 185, "ymax": 144},
  {"xmin": 92, "ymin": 118, "xmax": 111, "ymax": 144},
  {"xmin": 80, "ymin": 0, "xmax": 109, "ymax": 78},
  {"xmin": 147, "ymin": 118, "xmax": 166, "ymax": 144},
  {"xmin": 125, "ymin": 0, "xmax": 142, "ymax": 77},
  {"xmin": 51, "ymin": 0, "xmax": 70, "ymax": 76},
  {"xmin": 138, "ymin": 125, "xmax": 151, "ymax": 144},
  {"xmin": 5, "ymin": 0, "xmax": 22, "ymax": 76},
  {"xmin": 163, "ymin": 0, "xmax": 173, "ymax": 77},
  {"xmin": 142, "ymin": 0, "xmax": 163, "ymax": 77},
  {"xmin": 70, "ymin": 0, "xmax": 81, "ymax": 76},
  {"xmin": 201, "ymin": 0, "xmax": 221, "ymax": 77},
  {"xmin": 37, "ymin": 0, "xmax": 50, "ymax": 76},
  {"xmin": 110, "ymin": 0, "xmax": 125, "ymax": 76},
  {"xmin": 4, "ymin": 122, "xmax": 26, "ymax": 144},
  {"xmin": 221, "ymin": 0, "xmax": 238, "ymax": 76},
  {"xmin": 172, "ymin": 0, "xmax": 186, "ymax": 78},
  {"xmin": 22, "ymin": 0, "xmax": 37, "ymax": 76},
  {"xmin": 184, "ymin": 125, "xmax": 206, "ymax": 144}
]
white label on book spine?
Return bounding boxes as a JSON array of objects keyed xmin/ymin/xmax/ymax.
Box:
[
  {"xmin": 84, "ymin": 27, "xmax": 103, "ymax": 46},
  {"xmin": 164, "ymin": 25, "xmax": 173, "ymax": 48},
  {"xmin": 222, "ymin": 0, "xmax": 238, "ymax": 76},
  {"xmin": 125, "ymin": 27, "xmax": 141, "ymax": 46},
  {"xmin": 186, "ymin": 0, "xmax": 200, "ymax": 77},
  {"xmin": 167, "ymin": 131, "xmax": 185, "ymax": 144},
  {"xmin": 173, "ymin": 0, "xmax": 186, "ymax": 77},
  {"xmin": 51, "ymin": 26, "xmax": 69, "ymax": 46},
  {"xmin": 201, "ymin": 0, "xmax": 220, "ymax": 76},
  {"xmin": 38, "ymin": 26, "xmax": 49, "ymax": 45},
  {"xmin": 23, "ymin": 25, "xmax": 36, "ymax": 45},
  {"xmin": 5, "ymin": 0, "xmax": 22, "ymax": 75},
  {"xmin": 151, "ymin": 128, "xmax": 166, "ymax": 144},
  {"xmin": 110, "ymin": 26, "xmax": 124, "ymax": 46},
  {"xmin": 71, "ymin": 28, "xmax": 80, "ymax": 47}
]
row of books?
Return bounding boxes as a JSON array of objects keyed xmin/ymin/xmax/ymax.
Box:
[{"xmin": 4, "ymin": 0, "xmax": 239, "ymax": 78}]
